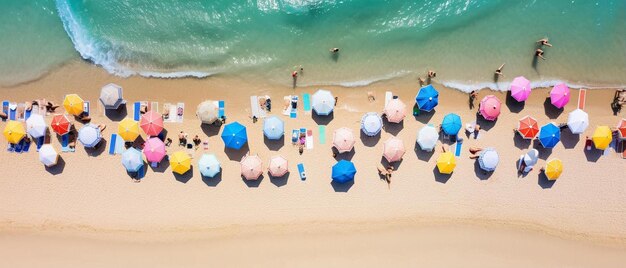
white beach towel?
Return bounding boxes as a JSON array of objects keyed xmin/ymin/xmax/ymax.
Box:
[
  {"xmin": 176, "ymin": 102, "xmax": 184, "ymax": 123},
  {"xmin": 306, "ymin": 130, "xmax": 313, "ymax": 149},
  {"xmin": 385, "ymin": 91, "xmax": 392, "ymax": 107}
]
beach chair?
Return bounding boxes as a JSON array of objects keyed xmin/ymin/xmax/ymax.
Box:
[
  {"xmin": 455, "ymin": 139, "xmax": 463, "ymax": 157},
  {"xmin": 14, "ymin": 138, "xmax": 24, "ymax": 153},
  {"xmin": 291, "ymin": 130, "xmax": 298, "ymax": 144},
  {"xmin": 1, "ymin": 101, "xmax": 9, "ymax": 121},
  {"xmin": 9, "ymin": 103, "xmax": 17, "ymax": 120},
  {"xmin": 385, "ymin": 91, "xmax": 392, "ymax": 106},
  {"xmin": 25, "ymin": 103, "xmax": 32, "ymax": 120},
  {"xmin": 297, "ymin": 163, "xmax": 306, "ymax": 180},
  {"xmin": 585, "ymin": 138, "xmax": 593, "ymax": 151},
  {"xmin": 218, "ymin": 100, "xmax": 225, "ymax": 119},
  {"xmin": 61, "ymin": 134, "xmax": 70, "ymax": 152},
  {"xmin": 22, "ymin": 139, "xmax": 31, "ymax": 153},
  {"xmin": 578, "ymin": 89, "xmax": 587, "ymax": 110},
  {"xmin": 7, "ymin": 143, "xmax": 15, "ymax": 152},
  {"xmin": 36, "ymin": 136, "xmax": 44, "ymax": 151},
  {"xmin": 17, "ymin": 103, "xmax": 25, "ymax": 121},
  {"xmin": 83, "ymin": 101, "xmax": 90, "ymax": 117}
]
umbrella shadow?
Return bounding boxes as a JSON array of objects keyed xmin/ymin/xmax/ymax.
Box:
[
  {"xmin": 312, "ymin": 112, "xmax": 333, "ymax": 125},
  {"xmin": 224, "ymin": 144, "xmax": 250, "ymax": 161},
  {"xmin": 505, "ymin": 91, "xmax": 525, "ymax": 113},
  {"xmin": 538, "ymin": 172, "xmax": 556, "ymax": 189},
  {"xmin": 473, "ymin": 160, "xmax": 493, "ymax": 180},
  {"xmin": 584, "ymin": 147, "xmax": 602, "ymax": 162},
  {"xmin": 242, "ymin": 175, "xmax": 263, "ymax": 188},
  {"xmin": 532, "ymin": 140, "xmax": 552, "ymax": 159},
  {"xmin": 45, "ymin": 156, "xmax": 66, "ymax": 175},
  {"xmin": 200, "ymin": 123, "xmax": 221, "ymax": 138},
  {"xmin": 475, "ymin": 113, "xmax": 497, "ymax": 131},
  {"xmin": 414, "ymin": 106, "xmax": 436, "ymax": 124},
  {"xmin": 331, "ymin": 180, "xmax": 354, "ymax": 192},
  {"xmin": 543, "ymin": 98, "xmax": 563, "ymax": 119},
  {"xmin": 381, "ymin": 157, "xmax": 403, "ymax": 171},
  {"xmin": 85, "ymin": 139, "xmax": 107, "ymax": 157},
  {"xmin": 515, "ymin": 158, "xmax": 531, "ymax": 179},
  {"xmin": 513, "ymin": 134, "xmax": 532, "ymax": 149},
  {"xmin": 382, "ymin": 119, "xmax": 403, "ymax": 136},
  {"xmin": 174, "ymin": 166, "xmax": 194, "ymax": 183},
  {"xmin": 150, "ymin": 158, "xmax": 170, "ymax": 173},
  {"xmin": 432, "ymin": 166, "xmax": 452, "ymax": 184},
  {"xmin": 202, "ymin": 172, "xmax": 222, "ymax": 187},
  {"xmin": 415, "ymin": 145, "xmax": 435, "ymax": 162},
  {"xmin": 104, "ymin": 105, "xmax": 128, "ymax": 122},
  {"xmin": 335, "ymin": 148, "xmax": 355, "ymax": 161},
  {"xmin": 560, "ymin": 128, "xmax": 580, "ymax": 149},
  {"xmin": 264, "ymin": 136, "xmax": 284, "ymax": 151},
  {"xmin": 360, "ymin": 132, "xmax": 380, "ymax": 147},
  {"xmin": 269, "ymin": 172, "xmax": 290, "ymax": 187}
]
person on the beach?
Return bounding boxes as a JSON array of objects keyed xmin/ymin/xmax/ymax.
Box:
[
  {"xmin": 193, "ymin": 135, "xmax": 201, "ymax": 149},
  {"xmin": 165, "ymin": 138, "xmax": 172, "ymax": 146},
  {"xmin": 417, "ymin": 77, "xmax": 425, "ymax": 86},
  {"xmin": 178, "ymin": 131, "xmax": 187, "ymax": 146},
  {"xmin": 330, "ymin": 48, "xmax": 339, "ymax": 53},
  {"xmin": 252, "ymin": 115, "xmax": 258, "ymax": 123},
  {"xmin": 367, "ymin": 91, "xmax": 375, "ymax": 102},
  {"xmin": 46, "ymin": 101, "xmax": 59, "ymax": 112},
  {"xmin": 78, "ymin": 113, "xmax": 91, "ymax": 123},
  {"xmin": 334, "ymin": 97, "xmax": 338, "ymax": 106},
  {"xmin": 441, "ymin": 144, "xmax": 449, "ymax": 153},
  {"xmin": 97, "ymin": 124, "xmax": 107, "ymax": 133},
  {"xmin": 535, "ymin": 49, "xmax": 546, "ymax": 60},
  {"xmin": 469, "ymin": 147, "xmax": 483, "ymax": 159},
  {"xmin": 495, "ymin": 63, "xmax": 505, "ymax": 77},
  {"xmin": 0, "ymin": 110, "xmax": 6, "ymax": 120},
  {"xmin": 428, "ymin": 70, "xmax": 436, "ymax": 78},
  {"xmin": 292, "ymin": 71, "xmax": 298, "ymax": 88},
  {"xmin": 469, "ymin": 90, "xmax": 478, "ymax": 109},
  {"xmin": 537, "ymin": 38, "xmax": 552, "ymax": 47},
  {"xmin": 298, "ymin": 144, "xmax": 304, "ymax": 155}
]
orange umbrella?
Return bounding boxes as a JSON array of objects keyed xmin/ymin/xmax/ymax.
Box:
[
  {"xmin": 51, "ymin": 114, "xmax": 72, "ymax": 135},
  {"xmin": 140, "ymin": 110, "xmax": 164, "ymax": 136},
  {"xmin": 517, "ymin": 116, "xmax": 539, "ymax": 139}
]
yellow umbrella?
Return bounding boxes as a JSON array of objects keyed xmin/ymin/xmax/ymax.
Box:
[
  {"xmin": 170, "ymin": 151, "xmax": 191, "ymax": 175},
  {"xmin": 63, "ymin": 94, "xmax": 84, "ymax": 116},
  {"xmin": 436, "ymin": 151, "xmax": 456, "ymax": 174},
  {"xmin": 545, "ymin": 158, "xmax": 563, "ymax": 180},
  {"xmin": 3, "ymin": 120, "xmax": 26, "ymax": 144},
  {"xmin": 118, "ymin": 118, "xmax": 140, "ymax": 142},
  {"xmin": 591, "ymin": 126, "xmax": 612, "ymax": 150}
]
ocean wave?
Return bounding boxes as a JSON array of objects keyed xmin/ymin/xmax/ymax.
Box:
[
  {"xmin": 441, "ymin": 80, "xmax": 626, "ymax": 93},
  {"xmin": 298, "ymin": 70, "xmax": 412, "ymax": 88},
  {"xmin": 253, "ymin": 0, "xmax": 336, "ymax": 14}
]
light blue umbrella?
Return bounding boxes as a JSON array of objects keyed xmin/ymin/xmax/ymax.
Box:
[
  {"xmin": 311, "ymin": 89, "xmax": 335, "ymax": 116},
  {"xmin": 441, "ymin": 113, "xmax": 462, "ymax": 135},
  {"xmin": 198, "ymin": 154, "xmax": 221, "ymax": 178},
  {"xmin": 478, "ymin": 148, "xmax": 499, "ymax": 172},
  {"xmin": 78, "ymin": 124, "xmax": 102, "ymax": 148},
  {"xmin": 415, "ymin": 84, "xmax": 439, "ymax": 112},
  {"xmin": 360, "ymin": 112, "xmax": 382, "ymax": 137},
  {"xmin": 539, "ymin": 123, "xmax": 560, "ymax": 148},
  {"xmin": 263, "ymin": 116, "xmax": 284, "ymax": 140},
  {"xmin": 121, "ymin": 147, "xmax": 143, "ymax": 172},
  {"xmin": 221, "ymin": 122, "xmax": 248, "ymax": 150},
  {"xmin": 332, "ymin": 160, "xmax": 356, "ymax": 183}
]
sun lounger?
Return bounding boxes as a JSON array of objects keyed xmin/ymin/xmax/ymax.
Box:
[
  {"xmin": 578, "ymin": 88, "xmax": 587, "ymax": 110},
  {"xmin": 306, "ymin": 129, "xmax": 313, "ymax": 149},
  {"xmin": 250, "ymin": 96, "xmax": 260, "ymax": 118},
  {"xmin": 36, "ymin": 136, "xmax": 44, "ymax": 151},
  {"xmin": 108, "ymin": 134, "xmax": 117, "ymax": 155},
  {"xmin": 218, "ymin": 100, "xmax": 225, "ymax": 118},
  {"xmin": 585, "ymin": 139, "xmax": 593, "ymax": 151},
  {"xmin": 303, "ymin": 93, "xmax": 311, "ymax": 112},
  {"xmin": 133, "ymin": 102, "xmax": 141, "ymax": 121},
  {"xmin": 176, "ymin": 102, "xmax": 184, "ymax": 122},
  {"xmin": 455, "ymin": 139, "xmax": 463, "ymax": 157},
  {"xmin": 297, "ymin": 163, "xmax": 306, "ymax": 180},
  {"xmin": 9, "ymin": 103, "xmax": 17, "ymax": 120},
  {"xmin": 291, "ymin": 129, "xmax": 299, "ymax": 144},
  {"xmin": 16, "ymin": 103, "xmax": 25, "ymax": 121},
  {"xmin": 22, "ymin": 139, "xmax": 31, "ymax": 152},
  {"xmin": 61, "ymin": 134, "xmax": 70, "ymax": 152},
  {"xmin": 318, "ymin": 125, "xmax": 326, "ymax": 144},
  {"xmin": 14, "ymin": 138, "xmax": 24, "ymax": 153},
  {"xmin": 25, "ymin": 104, "xmax": 32, "ymax": 120},
  {"xmin": 290, "ymin": 96, "xmax": 298, "ymax": 118},
  {"xmin": 114, "ymin": 135, "xmax": 125, "ymax": 154},
  {"xmin": 385, "ymin": 91, "xmax": 392, "ymax": 106},
  {"xmin": 2, "ymin": 101, "xmax": 9, "ymax": 121}
]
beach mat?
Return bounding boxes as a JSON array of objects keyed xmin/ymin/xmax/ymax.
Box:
[
  {"xmin": 319, "ymin": 125, "xmax": 326, "ymax": 144},
  {"xmin": 578, "ymin": 89, "xmax": 587, "ymax": 110},
  {"xmin": 297, "ymin": 163, "xmax": 306, "ymax": 180},
  {"xmin": 133, "ymin": 102, "xmax": 141, "ymax": 121},
  {"xmin": 455, "ymin": 140, "xmax": 463, "ymax": 157},
  {"xmin": 2, "ymin": 101, "xmax": 8, "ymax": 121},
  {"xmin": 303, "ymin": 93, "xmax": 311, "ymax": 112},
  {"xmin": 176, "ymin": 102, "xmax": 184, "ymax": 122},
  {"xmin": 25, "ymin": 106, "xmax": 31, "ymax": 119},
  {"xmin": 114, "ymin": 134, "xmax": 125, "ymax": 154},
  {"xmin": 306, "ymin": 129, "xmax": 313, "ymax": 149},
  {"xmin": 291, "ymin": 129, "xmax": 298, "ymax": 144},
  {"xmin": 290, "ymin": 109, "xmax": 296, "ymax": 118},
  {"xmin": 108, "ymin": 134, "xmax": 117, "ymax": 155},
  {"xmin": 9, "ymin": 103, "xmax": 17, "ymax": 120},
  {"xmin": 218, "ymin": 101, "xmax": 225, "ymax": 118},
  {"xmin": 61, "ymin": 134, "xmax": 69, "ymax": 152}
]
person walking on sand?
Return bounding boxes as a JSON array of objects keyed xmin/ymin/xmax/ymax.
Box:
[
  {"xmin": 495, "ymin": 63, "xmax": 505, "ymax": 77},
  {"xmin": 537, "ymin": 38, "xmax": 552, "ymax": 47},
  {"xmin": 535, "ymin": 49, "xmax": 546, "ymax": 60}
]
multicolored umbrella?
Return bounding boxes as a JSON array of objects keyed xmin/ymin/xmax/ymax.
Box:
[
  {"xmin": 332, "ymin": 160, "xmax": 356, "ymax": 183},
  {"xmin": 263, "ymin": 116, "xmax": 284, "ymax": 140},
  {"xmin": 566, "ymin": 109, "xmax": 589, "ymax": 134},
  {"xmin": 196, "ymin": 100, "xmax": 219, "ymax": 124},
  {"xmin": 591, "ymin": 126, "xmax": 612, "ymax": 150},
  {"xmin": 510, "ymin": 76, "xmax": 532, "ymax": 102},
  {"xmin": 169, "ymin": 151, "xmax": 191, "ymax": 175},
  {"xmin": 99, "ymin": 83, "xmax": 124, "ymax": 110},
  {"xmin": 221, "ymin": 122, "xmax": 248, "ymax": 150},
  {"xmin": 538, "ymin": 123, "xmax": 561, "ymax": 148},
  {"xmin": 479, "ymin": 95, "xmax": 501, "ymax": 121},
  {"xmin": 545, "ymin": 158, "xmax": 563, "ymax": 180},
  {"xmin": 121, "ymin": 147, "xmax": 144, "ymax": 173},
  {"xmin": 311, "ymin": 89, "xmax": 335, "ymax": 116},
  {"xmin": 78, "ymin": 124, "xmax": 102, "ymax": 148},
  {"xmin": 517, "ymin": 116, "xmax": 539, "ymax": 139},
  {"xmin": 118, "ymin": 118, "xmax": 141, "ymax": 142},
  {"xmin": 360, "ymin": 112, "xmax": 382, "ymax": 137},
  {"xmin": 441, "ymin": 113, "xmax": 462, "ymax": 136},
  {"xmin": 436, "ymin": 152, "xmax": 456, "ymax": 174},
  {"xmin": 332, "ymin": 127, "xmax": 355, "ymax": 153},
  {"xmin": 417, "ymin": 125, "xmax": 439, "ymax": 151},
  {"xmin": 63, "ymin": 94, "xmax": 84, "ymax": 116},
  {"xmin": 241, "ymin": 154, "xmax": 263, "ymax": 180},
  {"xmin": 617, "ymin": 118, "xmax": 626, "ymax": 140},
  {"xmin": 25, "ymin": 113, "xmax": 46, "ymax": 138},
  {"xmin": 478, "ymin": 148, "xmax": 499, "ymax": 172},
  {"xmin": 38, "ymin": 144, "xmax": 58, "ymax": 167},
  {"xmin": 415, "ymin": 84, "xmax": 439, "ymax": 112},
  {"xmin": 198, "ymin": 154, "xmax": 220, "ymax": 178},
  {"xmin": 51, "ymin": 114, "xmax": 71, "ymax": 136},
  {"xmin": 550, "ymin": 83, "xmax": 570, "ymax": 109},
  {"xmin": 268, "ymin": 155, "xmax": 289, "ymax": 177},
  {"xmin": 383, "ymin": 98, "xmax": 406, "ymax": 123},
  {"xmin": 140, "ymin": 110, "xmax": 164, "ymax": 136},
  {"xmin": 3, "ymin": 120, "xmax": 25, "ymax": 144},
  {"xmin": 382, "ymin": 137, "xmax": 405, "ymax": 163},
  {"xmin": 143, "ymin": 137, "xmax": 166, "ymax": 163}
]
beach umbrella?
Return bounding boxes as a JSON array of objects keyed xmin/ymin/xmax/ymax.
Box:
[
  {"xmin": 360, "ymin": 112, "xmax": 382, "ymax": 137},
  {"xmin": 382, "ymin": 137, "xmax": 405, "ymax": 163},
  {"xmin": 436, "ymin": 152, "xmax": 456, "ymax": 174},
  {"xmin": 221, "ymin": 122, "xmax": 247, "ymax": 150},
  {"xmin": 617, "ymin": 119, "xmax": 626, "ymax": 140},
  {"xmin": 478, "ymin": 148, "xmax": 499, "ymax": 172},
  {"xmin": 140, "ymin": 110, "xmax": 164, "ymax": 136},
  {"xmin": 538, "ymin": 123, "xmax": 561, "ymax": 148},
  {"xmin": 77, "ymin": 124, "xmax": 101, "ymax": 148},
  {"xmin": 121, "ymin": 147, "xmax": 144, "ymax": 173},
  {"xmin": 510, "ymin": 76, "xmax": 532, "ymax": 102},
  {"xmin": 311, "ymin": 89, "xmax": 335, "ymax": 116},
  {"xmin": 3, "ymin": 121, "xmax": 25, "ymax": 144},
  {"xmin": 240, "ymin": 154, "xmax": 263, "ymax": 180},
  {"xmin": 591, "ymin": 126, "xmax": 612, "ymax": 150},
  {"xmin": 479, "ymin": 95, "xmax": 502, "ymax": 121},
  {"xmin": 63, "ymin": 94, "xmax": 84, "ymax": 116},
  {"xmin": 441, "ymin": 113, "xmax": 462, "ymax": 136},
  {"xmin": 263, "ymin": 116, "xmax": 284, "ymax": 140},
  {"xmin": 517, "ymin": 116, "xmax": 539, "ymax": 139},
  {"xmin": 99, "ymin": 83, "xmax": 124, "ymax": 110},
  {"xmin": 196, "ymin": 100, "xmax": 219, "ymax": 124},
  {"xmin": 331, "ymin": 160, "xmax": 356, "ymax": 183},
  {"xmin": 566, "ymin": 109, "xmax": 589, "ymax": 134},
  {"xmin": 332, "ymin": 127, "xmax": 355, "ymax": 153},
  {"xmin": 118, "ymin": 118, "xmax": 141, "ymax": 142},
  {"xmin": 198, "ymin": 154, "xmax": 220, "ymax": 178},
  {"xmin": 50, "ymin": 114, "xmax": 71, "ymax": 136},
  {"xmin": 550, "ymin": 83, "xmax": 570, "ymax": 109},
  {"xmin": 415, "ymin": 84, "xmax": 439, "ymax": 112},
  {"xmin": 268, "ymin": 155, "xmax": 289, "ymax": 177},
  {"xmin": 522, "ymin": 149, "xmax": 539, "ymax": 168},
  {"xmin": 383, "ymin": 98, "xmax": 406, "ymax": 123},
  {"xmin": 545, "ymin": 158, "xmax": 563, "ymax": 180},
  {"xmin": 417, "ymin": 125, "xmax": 439, "ymax": 151},
  {"xmin": 25, "ymin": 113, "xmax": 46, "ymax": 138},
  {"xmin": 143, "ymin": 137, "xmax": 166, "ymax": 163},
  {"xmin": 169, "ymin": 151, "xmax": 191, "ymax": 175},
  {"xmin": 38, "ymin": 144, "xmax": 58, "ymax": 167}
]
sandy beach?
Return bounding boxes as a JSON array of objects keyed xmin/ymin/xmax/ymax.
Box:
[{"xmin": 1, "ymin": 60, "xmax": 626, "ymax": 266}]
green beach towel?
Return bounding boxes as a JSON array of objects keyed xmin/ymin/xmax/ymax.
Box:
[{"xmin": 319, "ymin": 125, "xmax": 326, "ymax": 144}]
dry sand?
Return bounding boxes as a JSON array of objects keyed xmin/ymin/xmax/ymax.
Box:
[{"xmin": 1, "ymin": 60, "xmax": 625, "ymax": 266}]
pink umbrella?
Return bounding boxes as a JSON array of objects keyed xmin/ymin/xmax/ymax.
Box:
[
  {"xmin": 140, "ymin": 110, "xmax": 164, "ymax": 136},
  {"xmin": 550, "ymin": 83, "xmax": 570, "ymax": 109},
  {"xmin": 241, "ymin": 154, "xmax": 263, "ymax": 180},
  {"xmin": 382, "ymin": 137, "xmax": 405, "ymax": 163},
  {"xmin": 383, "ymin": 99, "xmax": 406, "ymax": 123},
  {"xmin": 268, "ymin": 155, "xmax": 288, "ymax": 177},
  {"xmin": 479, "ymin": 95, "xmax": 502, "ymax": 121},
  {"xmin": 510, "ymin": 76, "xmax": 531, "ymax": 102},
  {"xmin": 333, "ymin": 127, "xmax": 356, "ymax": 153},
  {"xmin": 143, "ymin": 137, "xmax": 166, "ymax": 163}
]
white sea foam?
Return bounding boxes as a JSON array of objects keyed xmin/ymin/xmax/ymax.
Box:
[
  {"xmin": 299, "ymin": 70, "xmax": 412, "ymax": 88},
  {"xmin": 441, "ymin": 79, "xmax": 625, "ymax": 93}
]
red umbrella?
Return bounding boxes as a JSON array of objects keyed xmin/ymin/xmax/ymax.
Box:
[
  {"xmin": 140, "ymin": 110, "xmax": 164, "ymax": 136},
  {"xmin": 617, "ymin": 118, "xmax": 626, "ymax": 140},
  {"xmin": 51, "ymin": 114, "xmax": 71, "ymax": 135},
  {"xmin": 517, "ymin": 116, "xmax": 539, "ymax": 139}
]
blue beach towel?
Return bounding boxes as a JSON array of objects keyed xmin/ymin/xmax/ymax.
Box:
[
  {"xmin": 290, "ymin": 108, "xmax": 296, "ymax": 118},
  {"xmin": 303, "ymin": 93, "xmax": 311, "ymax": 112},
  {"xmin": 297, "ymin": 163, "xmax": 306, "ymax": 180},
  {"xmin": 61, "ymin": 134, "xmax": 70, "ymax": 152},
  {"xmin": 455, "ymin": 140, "xmax": 463, "ymax": 157},
  {"xmin": 22, "ymin": 139, "xmax": 31, "ymax": 152},
  {"xmin": 9, "ymin": 104, "xmax": 16, "ymax": 120},
  {"xmin": 108, "ymin": 134, "xmax": 117, "ymax": 155},
  {"xmin": 291, "ymin": 129, "xmax": 299, "ymax": 144},
  {"xmin": 1, "ymin": 101, "xmax": 8, "ymax": 121},
  {"xmin": 14, "ymin": 139, "xmax": 24, "ymax": 153},
  {"xmin": 218, "ymin": 100, "xmax": 225, "ymax": 118},
  {"xmin": 114, "ymin": 134, "xmax": 125, "ymax": 154},
  {"xmin": 318, "ymin": 126, "xmax": 326, "ymax": 144},
  {"xmin": 25, "ymin": 108, "xmax": 31, "ymax": 120},
  {"xmin": 36, "ymin": 136, "xmax": 44, "ymax": 151},
  {"xmin": 133, "ymin": 102, "xmax": 141, "ymax": 121}
]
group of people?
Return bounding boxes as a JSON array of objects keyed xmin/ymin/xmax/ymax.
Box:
[{"xmin": 177, "ymin": 131, "xmax": 202, "ymax": 149}]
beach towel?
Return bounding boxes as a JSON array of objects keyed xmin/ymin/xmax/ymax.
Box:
[
  {"xmin": 133, "ymin": 102, "xmax": 141, "ymax": 121},
  {"xmin": 36, "ymin": 136, "xmax": 44, "ymax": 151},
  {"xmin": 14, "ymin": 138, "xmax": 24, "ymax": 153},
  {"xmin": 2, "ymin": 101, "xmax": 9, "ymax": 121},
  {"xmin": 250, "ymin": 96, "xmax": 260, "ymax": 118},
  {"xmin": 176, "ymin": 102, "xmax": 184, "ymax": 122},
  {"xmin": 61, "ymin": 134, "xmax": 70, "ymax": 152},
  {"xmin": 7, "ymin": 143, "xmax": 15, "ymax": 152},
  {"xmin": 303, "ymin": 93, "xmax": 311, "ymax": 112},
  {"xmin": 621, "ymin": 141, "xmax": 626, "ymax": 159},
  {"xmin": 578, "ymin": 89, "xmax": 587, "ymax": 110},
  {"xmin": 306, "ymin": 130, "xmax": 313, "ymax": 149},
  {"xmin": 291, "ymin": 129, "xmax": 299, "ymax": 144},
  {"xmin": 148, "ymin": 101, "xmax": 158, "ymax": 113},
  {"xmin": 290, "ymin": 108, "xmax": 296, "ymax": 118},
  {"xmin": 455, "ymin": 140, "xmax": 463, "ymax": 157},
  {"xmin": 385, "ymin": 91, "xmax": 393, "ymax": 106},
  {"xmin": 114, "ymin": 134, "xmax": 126, "ymax": 154},
  {"xmin": 22, "ymin": 139, "xmax": 31, "ymax": 152},
  {"xmin": 25, "ymin": 105, "xmax": 31, "ymax": 120},
  {"xmin": 297, "ymin": 163, "xmax": 306, "ymax": 180},
  {"xmin": 17, "ymin": 103, "xmax": 25, "ymax": 121},
  {"xmin": 318, "ymin": 125, "xmax": 326, "ymax": 144},
  {"xmin": 218, "ymin": 100, "xmax": 225, "ymax": 118},
  {"xmin": 9, "ymin": 103, "xmax": 17, "ymax": 120},
  {"xmin": 108, "ymin": 133, "xmax": 117, "ymax": 155}
]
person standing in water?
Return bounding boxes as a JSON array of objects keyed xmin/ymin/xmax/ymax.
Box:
[
  {"xmin": 537, "ymin": 38, "xmax": 553, "ymax": 47},
  {"xmin": 292, "ymin": 71, "xmax": 298, "ymax": 88},
  {"xmin": 330, "ymin": 47, "xmax": 340, "ymax": 53},
  {"xmin": 535, "ymin": 48, "xmax": 546, "ymax": 60},
  {"xmin": 495, "ymin": 63, "xmax": 505, "ymax": 77}
]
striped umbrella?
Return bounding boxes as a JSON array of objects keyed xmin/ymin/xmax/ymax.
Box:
[
  {"xmin": 196, "ymin": 100, "xmax": 219, "ymax": 124},
  {"xmin": 517, "ymin": 116, "xmax": 539, "ymax": 139},
  {"xmin": 99, "ymin": 83, "xmax": 124, "ymax": 110},
  {"xmin": 241, "ymin": 154, "xmax": 263, "ymax": 180},
  {"xmin": 51, "ymin": 114, "xmax": 71, "ymax": 136},
  {"xmin": 140, "ymin": 110, "xmax": 164, "ymax": 136},
  {"xmin": 360, "ymin": 112, "xmax": 382, "ymax": 137},
  {"xmin": 617, "ymin": 119, "xmax": 626, "ymax": 140}
]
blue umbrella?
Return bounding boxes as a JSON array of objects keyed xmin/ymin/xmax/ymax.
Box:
[
  {"xmin": 415, "ymin": 84, "xmax": 439, "ymax": 112},
  {"xmin": 263, "ymin": 116, "xmax": 284, "ymax": 140},
  {"xmin": 121, "ymin": 147, "xmax": 143, "ymax": 173},
  {"xmin": 441, "ymin": 113, "xmax": 462, "ymax": 135},
  {"xmin": 539, "ymin": 123, "xmax": 561, "ymax": 148},
  {"xmin": 331, "ymin": 160, "xmax": 356, "ymax": 183},
  {"xmin": 221, "ymin": 122, "xmax": 248, "ymax": 150},
  {"xmin": 198, "ymin": 154, "xmax": 221, "ymax": 178}
]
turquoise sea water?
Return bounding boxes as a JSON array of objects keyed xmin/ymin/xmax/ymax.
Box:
[{"xmin": 1, "ymin": 0, "xmax": 625, "ymax": 90}]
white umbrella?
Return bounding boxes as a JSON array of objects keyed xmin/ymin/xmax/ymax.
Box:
[
  {"xmin": 196, "ymin": 100, "xmax": 219, "ymax": 124},
  {"xmin": 39, "ymin": 144, "xmax": 58, "ymax": 167},
  {"xmin": 26, "ymin": 113, "xmax": 46, "ymax": 138},
  {"xmin": 417, "ymin": 125, "xmax": 439, "ymax": 151},
  {"xmin": 360, "ymin": 112, "xmax": 382, "ymax": 136},
  {"xmin": 567, "ymin": 109, "xmax": 589, "ymax": 134},
  {"xmin": 99, "ymin": 83, "xmax": 124, "ymax": 109},
  {"xmin": 478, "ymin": 148, "xmax": 499, "ymax": 172},
  {"xmin": 311, "ymin": 89, "xmax": 335, "ymax": 116}
]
